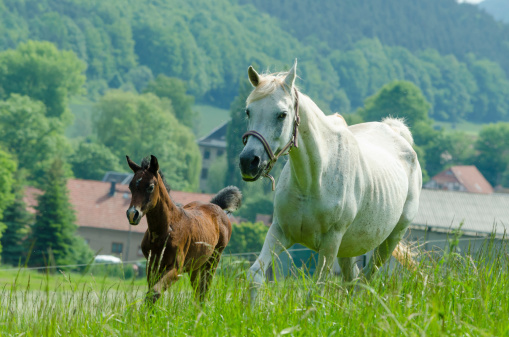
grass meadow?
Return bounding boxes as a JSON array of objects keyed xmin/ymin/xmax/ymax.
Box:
[{"xmin": 0, "ymin": 238, "xmax": 508, "ymax": 337}]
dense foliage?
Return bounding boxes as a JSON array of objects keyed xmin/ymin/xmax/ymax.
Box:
[
  {"xmin": 246, "ymin": 0, "xmax": 509, "ymax": 80},
  {"xmin": 0, "ymin": 41, "xmax": 85, "ymax": 120},
  {"xmin": 227, "ymin": 221, "xmax": 268, "ymax": 254},
  {"xmin": 93, "ymin": 90, "xmax": 201, "ymax": 191},
  {"xmin": 0, "ymin": 181, "xmax": 33, "ymax": 266},
  {"xmin": 1, "ymin": 0, "xmax": 508, "ymax": 123}
]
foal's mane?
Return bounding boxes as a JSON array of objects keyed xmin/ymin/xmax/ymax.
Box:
[
  {"xmin": 246, "ymin": 70, "xmax": 299, "ymax": 105},
  {"xmin": 141, "ymin": 156, "xmax": 171, "ymax": 193}
]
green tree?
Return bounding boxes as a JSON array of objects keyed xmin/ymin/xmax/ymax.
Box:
[
  {"xmin": 143, "ymin": 75, "xmax": 197, "ymax": 129},
  {"xmin": 474, "ymin": 123, "xmax": 509, "ymax": 187},
  {"xmin": 466, "ymin": 55, "xmax": 509, "ymax": 122},
  {"xmin": 1, "ymin": 180, "xmax": 33, "ymax": 266},
  {"xmin": 0, "ymin": 148, "xmax": 16, "ymax": 219},
  {"xmin": 69, "ymin": 142, "xmax": 123, "ymax": 181},
  {"xmin": 227, "ymin": 222, "xmax": 268, "ymax": 254},
  {"xmin": 237, "ymin": 195, "xmax": 274, "ymax": 223},
  {"xmin": 93, "ymin": 90, "xmax": 201, "ymax": 191},
  {"xmin": 357, "ymin": 80, "xmax": 431, "ymax": 127},
  {"xmin": 0, "ymin": 40, "xmax": 86, "ymax": 120},
  {"xmin": 0, "ymin": 94, "xmax": 71, "ymax": 182},
  {"xmin": 0, "ymin": 147, "xmax": 16, "ymax": 258},
  {"xmin": 28, "ymin": 159, "xmax": 93, "ymax": 268}
]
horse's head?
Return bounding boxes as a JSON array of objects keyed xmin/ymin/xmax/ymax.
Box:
[
  {"xmin": 125, "ymin": 155, "xmax": 162, "ymax": 225},
  {"xmin": 239, "ymin": 60, "xmax": 300, "ymax": 183}
]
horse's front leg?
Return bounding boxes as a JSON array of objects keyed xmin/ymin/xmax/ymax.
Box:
[
  {"xmin": 248, "ymin": 222, "xmax": 293, "ymax": 304},
  {"xmin": 315, "ymin": 232, "xmax": 343, "ymax": 285},
  {"xmin": 146, "ymin": 268, "xmax": 180, "ymax": 304}
]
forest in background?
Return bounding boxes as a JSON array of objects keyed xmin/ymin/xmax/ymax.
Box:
[{"xmin": 1, "ymin": 0, "xmax": 509, "ymax": 123}]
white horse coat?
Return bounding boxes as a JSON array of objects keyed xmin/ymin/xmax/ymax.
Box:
[{"xmin": 239, "ymin": 60, "xmax": 422, "ymax": 299}]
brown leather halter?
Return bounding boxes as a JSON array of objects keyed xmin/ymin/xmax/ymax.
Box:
[{"xmin": 242, "ymin": 88, "xmax": 300, "ymax": 191}]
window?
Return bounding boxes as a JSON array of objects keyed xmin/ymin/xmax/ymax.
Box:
[
  {"xmin": 204, "ymin": 150, "xmax": 210, "ymax": 159},
  {"xmin": 201, "ymin": 168, "xmax": 208, "ymax": 179},
  {"xmin": 112, "ymin": 242, "xmax": 123, "ymax": 254},
  {"xmin": 217, "ymin": 149, "xmax": 224, "ymax": 157}
]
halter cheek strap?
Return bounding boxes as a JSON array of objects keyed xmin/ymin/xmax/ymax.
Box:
[{"xmin": 241, "ymin": 88, "xmax": 301, "ymax": 191}]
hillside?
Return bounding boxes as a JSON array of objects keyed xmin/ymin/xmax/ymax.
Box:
[
  {"xmin": 244, "ymin": 0, "xmax": 509, "ymax": 77},
  {"xmin": 1, "ymin": 0, "xmax": 508, "ymax": 123},
  {"xmin": 479, "ymin": 0, "xmax": 509, "ymax": 23}
]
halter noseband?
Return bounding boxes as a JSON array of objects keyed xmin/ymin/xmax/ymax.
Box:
[{"xmin": 242, "ymin": 88, "xmax": 301, "ymax": 191}]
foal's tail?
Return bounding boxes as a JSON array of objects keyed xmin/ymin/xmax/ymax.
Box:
[
  {"xmin": 382, "ymin": 117, "xmax": 414, "ymax": 145},
  {"xmin": 210, "ymin": 186, "xmax": 242, "ymax": 213},
  {"xmin": 392, "ymin": 240, "xmax": 417, "ymax": 271}
]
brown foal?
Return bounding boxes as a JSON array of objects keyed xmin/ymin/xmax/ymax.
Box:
[{"xmin": 125, "ymin": 155, "xmax": 241, "ymax": 303}]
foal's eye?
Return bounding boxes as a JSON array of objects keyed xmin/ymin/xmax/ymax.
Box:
[
  {"xmin": 278, "ymin": 112, "xmax": 287, "ymax": 120},
  {"xmin": 245, "ymin": 109, "xmax": 250, "ymax": 118},
  {"xmin": 147, "ymin": 185, "xmax": 155, "ymax": 193}
]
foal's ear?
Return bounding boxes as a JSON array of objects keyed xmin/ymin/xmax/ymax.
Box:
[
  {"xmin": 148, "ymin": 155, "xmax": 159, "ymax": 175},
  {"xmin": 248, "ymin": 66, "xmax": 260, "ymax": 87},
  {"xmin": 126, "ymin": 156, "xmax": 141, "ymax": 172},
  {"xmin": 284, "ymin": 59, "xmax": 298, "ymax": 90}
]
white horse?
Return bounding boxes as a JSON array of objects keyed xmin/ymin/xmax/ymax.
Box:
[{"xmin": 239, "ymin": 60, "xmax": 422, "ymax": 300}]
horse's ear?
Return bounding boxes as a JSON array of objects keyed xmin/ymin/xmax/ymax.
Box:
[
  {"xmin": 148, "ymin": 155, "xmax": 159, "ymax": 175},
  {"xmin": 126, "ymin": 156, "xmax": 141, "ymax": 172},
  {"xmin": 248, "ymin": 66, "xmax": 260, "ymax": 87},
  {"xmin": 284, "ymin": 59, "xmax": 298, "ymax": 90}
]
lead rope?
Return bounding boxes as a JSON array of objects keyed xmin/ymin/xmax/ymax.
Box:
[{"xmin": 242, "ymin": 88, "xmax": 300, "ymax": 191}]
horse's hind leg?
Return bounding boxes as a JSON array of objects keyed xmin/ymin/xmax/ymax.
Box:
[
  {"xmin": 362, "ymin": 222, "xmax": 408, "ymax": 281},
  {"xmin": 195, "ymin": 249, "xmax": 223, "ymax": 303}
]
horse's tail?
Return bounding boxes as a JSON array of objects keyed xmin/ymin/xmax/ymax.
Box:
[
  {"xmin": 392, "ymin": 240, "xmax": 417, "ymax": 271},
  {"xmin": 210, "ymin": 186, "xmax": 242, "ymax": 213},
  {"xmin": 382, "ymin": 117, "xmax": 414, "ymax": 145}
]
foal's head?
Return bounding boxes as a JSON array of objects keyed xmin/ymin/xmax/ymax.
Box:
[
  {"xmin": 239, "ymin": 59, "xmax": 299, "ymax": 182},
  {"xmin": 125, "ymin": 155, "xmax": 166, "ymax": 225}
]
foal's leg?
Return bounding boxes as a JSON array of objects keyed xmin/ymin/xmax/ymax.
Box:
[
  {"xmin": 248, "ymin": 222, "xmax": 293, "ymax": 303},
  {"xmin": 196, "ymin": 249, "xmax": 223, "ymax": 302},
  {"xmin": 362, "ymin": 222, "xmax": 408, "ymax": 280},
  {"xmin": 146, "ymin": 269, "xmax": 180, "ymax": 303}
]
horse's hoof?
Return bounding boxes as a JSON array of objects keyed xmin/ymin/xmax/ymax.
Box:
[{"xmin": 145, "ymin": 291, "xmax": 161, "ymax": 305}]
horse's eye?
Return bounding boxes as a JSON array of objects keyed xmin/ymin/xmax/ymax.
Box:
[
  {"xmin": 278, "ymin": 112, "xmax": 287, "ymax": 119},
  {"xmin": 147, "ymin": 185, "xmax": 155, "ymax": 193},
  {"xmin": 245, "ymin": 109, "xmax": 250, "ymax": 118}
]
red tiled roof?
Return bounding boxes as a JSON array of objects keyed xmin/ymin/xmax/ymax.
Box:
[
  {"xmin": 431, "ymin": 166, "xmax": 494, "ymax": 194},
  {"xmin": 25, "ymin": 179, "xmax": 214, "ymax": 233}
]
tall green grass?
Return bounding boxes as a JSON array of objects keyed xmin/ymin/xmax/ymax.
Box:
[{"xmin": 1, "ymin": 238, "xmax": 507, "ymax": 336}]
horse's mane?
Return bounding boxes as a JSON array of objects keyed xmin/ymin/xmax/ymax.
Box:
[
  {"xmin": 246, "ymin": 70, "xmax": 298, "ymax": 105},
  {"xmin": 141, "ymin": 156, "xmax": 171, "ymax": 193}
]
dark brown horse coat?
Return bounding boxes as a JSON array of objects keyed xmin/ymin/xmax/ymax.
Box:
[{"xmin": 126, "ymin": 155, "xmax": 241, "ymax": 302}]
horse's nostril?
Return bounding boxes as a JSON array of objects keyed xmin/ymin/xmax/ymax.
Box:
[
  {"xmin": 133, "ymin": 210, "xmax": 139, "ymax": 220},
  {"xmin": 251, "ymin": 156, "xmax": 260, "ymax": 168}
]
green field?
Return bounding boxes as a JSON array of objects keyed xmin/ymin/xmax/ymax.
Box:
[
  {"xmin": 433, "ymin": 120, "xmax": 487, "ymax": 135},
  {"xmin": 67, "ymin": 100, "xmax": 229, "ymax": 140},
  {"xmin": 195, "ymin": 104, "xmax": 230, "ymax": 138},
  {"xmin": 1, "ymin": 240, "xmax": 508, "ymax": 336}
]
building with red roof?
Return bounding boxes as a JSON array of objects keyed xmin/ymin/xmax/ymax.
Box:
[
  {"xmin": 424, "ymin": 165, "xmax": 494, "ymax": 194},
  {"xmin": 25, "ymin": 179, "xmax": 215, "ymax": 261}
]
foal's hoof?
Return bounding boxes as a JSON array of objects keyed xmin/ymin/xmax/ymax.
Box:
[{"xmin": 145, "ymin": 291, "xmax": 161, "ymax": 305}]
